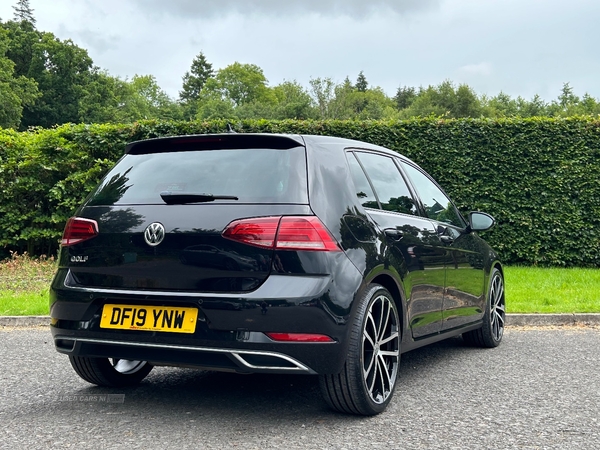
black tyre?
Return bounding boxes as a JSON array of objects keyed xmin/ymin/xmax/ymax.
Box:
[
  {"xmin": 463, "ymin": 267, "xmax": 505, "ymax": 348},
  {"xmin": 320, "ymin": 284, "xmax": 401, "ymax": 415},
  {"xmin": 69, "ymin": 356, "xmax": 153, "ymax": 387}
]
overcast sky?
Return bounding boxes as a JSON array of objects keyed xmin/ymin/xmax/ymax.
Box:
[{"xmin": 2, "ymin": 0, "xmax": 599, "ymax": 101}]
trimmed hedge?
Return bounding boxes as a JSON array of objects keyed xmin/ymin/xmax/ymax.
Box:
[{"xmin": 1, "ymin": 118, "xmax": 599, "ymax": 266}]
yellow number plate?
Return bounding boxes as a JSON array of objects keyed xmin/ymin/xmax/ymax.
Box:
[{"xmin": 100, "ymin": 304, "xmax": 198, "ymax": 333}]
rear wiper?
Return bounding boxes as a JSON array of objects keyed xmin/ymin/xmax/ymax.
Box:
[{"xmin": 160, "ymin": 191, "xmax": 239, "ymax": 205}]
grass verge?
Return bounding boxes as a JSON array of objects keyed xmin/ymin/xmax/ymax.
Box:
[
  {"xmin": 0, "ymin": 253, "xmax": 56, "ymax": 316},
  {"xmin": 505, "ymin": 266, "xmax": 600, "ymax": 313},
  {"xmin": 0, "ymin": 254, "xmax": 599, "ymax": 316}
]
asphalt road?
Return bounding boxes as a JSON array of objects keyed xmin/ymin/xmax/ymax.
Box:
[{"xmin": 1, "ymin": 326, "xmax": 599, "ymax": 450}]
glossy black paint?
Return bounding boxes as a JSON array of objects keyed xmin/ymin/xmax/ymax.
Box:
[{"xmin": 50, "ymin": 133, "xmax": 502, "ymax": 375}]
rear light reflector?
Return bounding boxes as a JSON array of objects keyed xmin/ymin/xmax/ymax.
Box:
[
  {"xmin": 265, "ymin": 333, "xmax": 335, "ymax": 343},
  {"xmin": 222, "ymin": 216, "xmax": 340, "ymax": 251},
  {"xmin": 61, "ymin": 217, "xmax": 99, "ymax": 246},
  {"xmin": 222, "ymin": 217, "xmax": 280, "ymax": 249}
]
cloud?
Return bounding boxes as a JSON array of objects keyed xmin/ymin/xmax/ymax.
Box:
[
  {"xmin": 57, "ymin": 25, "xmax": 120, "ymax": 55},
  {"xmin": 129, "ymin": 0, "xmax": 441, "ymax": 19},
  {"xmin": 458, "ymin": 62, "xmax": 493, "ymax": 77}
]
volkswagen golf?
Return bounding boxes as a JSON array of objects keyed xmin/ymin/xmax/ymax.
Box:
[{"xmin": 50, "ymin": 133, "xmax": 505, "ymax": 415}]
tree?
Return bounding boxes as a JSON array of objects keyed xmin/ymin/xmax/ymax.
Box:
[
  {"xmin": 127, "ymin": 74, "xmax": 180, "ymax": 120},
  {"xmin": 394, "ymin": 86, "xmax": 417, "ymax": 110},
  {"xmin": 0, "ymin": 27, "xmax": 38, "ymax": 128},
  {"xmin": 271, "ymin": 80, "xmax": 315, "ymax": 119},
  {"xmin": 481, "ymin": 92, "xmax": 518, "ymax": 117},
  {"xmin": 355, "ymin": 71, "xmax": 368, "ymax": 92},
  {"xmin": 558, "ymin": 82, "xmax": 579, "ymax": 109},
  {"xmin": 179, "ymin": 52, "xmax": 213, "ymax": 103},
  {"xmin": 20, "ymin": 33, "xmax": 95, "ymax": 127},
  {"xmin": 309, "ymin": 77, "xmax": 337, "ymax": 119},
  {"xmin": 518, "ymin": 94, "xmax": 547, "ymax": 117},
  {"xmin": 1, "ymin": 18, "xmax": 38, "ymax": 78},
  {"xmin": 79, "ymin": 72, "xmax": 182, "ymax": 123},
  {"xmin": 12, "ymin": 0, "xmax": 35, "ymax": 25},
  {"xmin": 213, "ymin": 62, "xmax": 273, "ymax": 107},
  {"xmin": 77, "ymin": 69, "xmax": 128, "ymax": 123},
  {"xmin": 196, "ymin": 98, "xmax": 236, "ymax": 120},
  {"xmin": 1, "ymin": 21, "xmax": 99, "ymax": 128},
  {"xmin": 399, "ymin": 81, "xmax": 482, "ymax": 118},
  {"xmin": 454, "ymin": 84, "xmax": 481, "ymax": 117},
  {"xmin": 352, "ymin": 88, "xmax": 396, "ymax": 119}
]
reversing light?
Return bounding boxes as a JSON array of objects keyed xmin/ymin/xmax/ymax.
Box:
[
  {"xmin": 61, "ymin": 217, "xmax": 99, "ymax": 246},
  {"xmin": 265, "ymin": 333, "xmax": 335, "ymax": 343},
  {"xmin": 222, "ymin": 216, "xmax": 340, "ymax": 251}
]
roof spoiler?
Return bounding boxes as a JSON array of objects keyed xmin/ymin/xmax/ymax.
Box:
[{"xmin": 126, "ymin": 133, "xmax": 305, "ymax": 155}]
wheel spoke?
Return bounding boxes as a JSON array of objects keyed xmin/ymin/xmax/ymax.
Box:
[
  {"xmin": 378, "ymin": 354, "xmax": 392, "ymax": 389},
  {"xmin": 363, "ymin": 329, "xmax": 375, "ymax": 348},
  {"xmin": 368, "ymin": 361, "xmax": 379, "ymax": 393},
  {"xmin": 378, "ymin": 298, "xmax": 391, "ymax": 341},
  {"xmin": 493, "ymin": 289, "xmax": 503, "ymax": 308},
  {"xmin": 379, "ymin": 331, "xmax": 399, "ymax": 346},
  {"xmin": 373, "ymin": 358, "xmax": 385, "ymax": 395},
  {"xmin": 495, "ymin": 279, "xmax": 504, "ymax": 300},
  {"xmin": 375, "ymin": 298, "xmax": 385, "ymax": 341},
  {"xmin": 364, "ymin": 313, "xmax": 377, "ymax": 346},
  {"xmin": 495, "ymin": 309, "xmax": 505, "ymax": 326}
]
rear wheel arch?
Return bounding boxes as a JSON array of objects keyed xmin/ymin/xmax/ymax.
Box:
[
  {"xmin": 370, "ymin": 273, "xmax": 405, "ymax": 338},
  {"xmin": 493, "ymin": 262, "xmax": 504, "ymax": 277}
]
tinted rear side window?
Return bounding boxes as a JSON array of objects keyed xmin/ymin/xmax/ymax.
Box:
[
  {"xmin": 347, "ymin": 152, "xmax": 379, "ymax": 209},
  {"xmin": 354, "ymin": 152, "xmax": 418, "ymax": 216},
  {"xmin": 88, "ymin": 147, "xmax": 308, "ymax": 205}
]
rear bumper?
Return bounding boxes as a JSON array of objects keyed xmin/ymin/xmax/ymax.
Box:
[
  {"xmin": 53, "ymin": 336, "xmax": 319, "ymax": 374},
  {"xmin": 50, "ymin": 270, "xmax": 364, "ymax": 374}
]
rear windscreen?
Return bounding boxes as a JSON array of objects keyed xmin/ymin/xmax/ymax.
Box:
[{"xmin": 87, "ymin": 147, "xmax": 308, "ymax": 205}]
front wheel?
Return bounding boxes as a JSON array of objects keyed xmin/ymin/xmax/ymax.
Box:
[
  {"xmin": 320, "ymin": 284, "xmax": 401, "ymax": 415},
  {"xmin": 463, "ymin": 267, "xmax": 505, "ymax": 348},
  {"xmin": 69, "ymin": 356, "xmax": 153, "ymax": 387}
]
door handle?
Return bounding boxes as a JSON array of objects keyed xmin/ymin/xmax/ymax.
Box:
[
  {"xmin": 384, "ymin": 228, "xmax": 404, "ymax": 241},
  {"xmin": 439, "ymin": 235, "xmax": 454, "ymax": 244},
  {"xmin": 437, "ymin": 224, "xmax": 454, "ymax": 244}
]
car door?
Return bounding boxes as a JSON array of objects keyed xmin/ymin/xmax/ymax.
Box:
[
  {"xmin": 348, "ymin": 151, "xmax": 447, "ymax": 339},
  {"xmin": 399, "ymin": 162, "xmax": 486, "ymax": 331}
]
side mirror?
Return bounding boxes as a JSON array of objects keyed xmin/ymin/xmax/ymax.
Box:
[{"xmin": 468, "ymin": 212, "xmax": 495, "ymax": 232}]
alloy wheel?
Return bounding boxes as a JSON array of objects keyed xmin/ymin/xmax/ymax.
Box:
[
  {"xmin": 362, "ymin": 294, "xmax": 400, "ymax": 404},
  {"xmin": 490, "ymin": 272, "xmax": 505, "ymax": 341}
]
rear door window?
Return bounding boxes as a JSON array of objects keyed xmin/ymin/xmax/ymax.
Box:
[
  {"xmin": 347, "ymin": 152, "xmax": 379, "ymax": 209},
  {"xmin": 354, "ymin": 152, "xmax": 419, "ymax": 216},
  {"xmin": 88, "ymin": 147, "xmax": 308, "ymax": 205}
]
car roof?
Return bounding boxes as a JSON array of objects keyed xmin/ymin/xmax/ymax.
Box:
[{"xmin": 125, "ymin": 133, "xmax": 411, "ymax": 162}]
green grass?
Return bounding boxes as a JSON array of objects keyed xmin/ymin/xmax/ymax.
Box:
[
  {"xmin": 0, "ymin": 253, "xmax": 56, "ymax": 316},
  {"xmin": 0, "ymin": 253, "xmax": 599, "ymax": 315},
  {"xmin": 505, "ymin": 266, "xmax": 600, "ymax": 313}
]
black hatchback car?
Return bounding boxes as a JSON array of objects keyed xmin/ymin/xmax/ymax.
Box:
[{"xmin": 50, "ymin": 133, "xmax": 504, "ymax": 415}]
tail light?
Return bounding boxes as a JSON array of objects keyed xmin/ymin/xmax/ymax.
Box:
[
  {"xmin": 222, "ymin": 216, "xmax": 340, "ymax": 251},
  {"xmin": 265, "ymin": 333, "xmax": 335, "ymax": 343},
  {"xmin": 61, "ymin": 217, "xmax": 99, "ymax": 246}
]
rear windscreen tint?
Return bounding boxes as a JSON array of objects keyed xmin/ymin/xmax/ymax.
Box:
[{"xmin": 87, "ymin": 147, "xmax": 308, "ymax": 205}]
